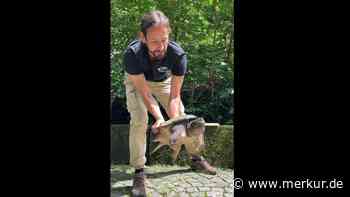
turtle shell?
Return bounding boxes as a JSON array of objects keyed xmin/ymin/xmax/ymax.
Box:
[{"xmin": 158, "ymin": 114, "xmax": 199, "ymax": 128}]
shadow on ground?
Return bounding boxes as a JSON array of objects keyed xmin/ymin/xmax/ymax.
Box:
[
  {"xmin": 146, "ymin": 168, "xmax": 193, "ymax": 179},
  {"xmin": 111, "ymin": 165, "xmax": 194, "ymax": 196},
  {"xmin": 111, "ymin": 165, "xmax": 193, "ymax": 182},
  {"xmin": 111, "ymin": 186, "xmax": 132, "ymax": 196}
]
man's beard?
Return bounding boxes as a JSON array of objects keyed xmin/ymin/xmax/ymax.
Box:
[{"xmin": 150, "ymin": 50, "xmax": 165, "ymax": 60}]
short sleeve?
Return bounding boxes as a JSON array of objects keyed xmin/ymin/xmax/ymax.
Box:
[
  {"xmin": 123, "ymin": 49, "xmax": 143, "ymax": 75},
  {"xmin": 171, "ymin": 54, "xmax": 187, "ymax": 76}
]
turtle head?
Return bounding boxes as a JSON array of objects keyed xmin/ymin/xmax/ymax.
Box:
[
  {"xmin": 189, "ymin": 117, "xmax": 205, "ymax": 128},
  {"xmin": 186, "ymin": 117, "xmax": 206, "ymax": 137}
]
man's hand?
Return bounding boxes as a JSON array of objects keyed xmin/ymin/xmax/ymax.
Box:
[{"xmin": 151, "ymin": 118, "xmax": 165, "ymax": 134}]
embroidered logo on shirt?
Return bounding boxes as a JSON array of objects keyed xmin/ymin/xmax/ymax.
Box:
[{"xmin": 157, "ymin": 66, "xmax": 169, "ymax": 73}]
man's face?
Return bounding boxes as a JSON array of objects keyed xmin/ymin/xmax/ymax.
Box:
[{"xmin": 142, "ymin": 25, "xmax": 169, "ymax": 61}]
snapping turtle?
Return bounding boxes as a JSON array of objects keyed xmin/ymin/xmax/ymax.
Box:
[{"xmin": 151, "ymin": 114, "xmax": 206, "ymax": 161}]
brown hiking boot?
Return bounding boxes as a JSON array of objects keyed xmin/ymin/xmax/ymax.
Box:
[
  {"xmin": 190, "ymin": 158, "xmax": 217, "ymax": 175},
  {"xmin": 131, "ymin": 172, "xmax": 146, "ymax": 197}
]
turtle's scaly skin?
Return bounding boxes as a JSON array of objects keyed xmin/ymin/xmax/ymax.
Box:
[{"xmin": 151, "ymin": 115, "xmax": 206, "ymax": 161}]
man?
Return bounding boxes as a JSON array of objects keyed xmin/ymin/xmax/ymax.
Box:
[{"xmin": 123, "ymin": 10, "xmax": 216, "ymax": 196}]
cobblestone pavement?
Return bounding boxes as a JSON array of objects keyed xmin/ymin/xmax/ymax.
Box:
[{"xmin": 111, "ymin": 165, "xmax": 234, "ymax": 197}]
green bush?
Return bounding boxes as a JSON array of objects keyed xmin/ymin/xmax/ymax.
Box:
[{"xmin": 203, "ymin": 125, "xmax": 234, "ymax": 168}]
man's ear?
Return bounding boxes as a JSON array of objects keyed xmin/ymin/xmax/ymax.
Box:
[{"xmin": 139, "ymin": 32, "xmax": 146, "ymax": 43}]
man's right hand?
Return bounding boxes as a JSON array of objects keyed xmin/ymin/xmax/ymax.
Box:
[{"xmin": 151, "ymin": 118, "xmax": 164, "ymax": 134}]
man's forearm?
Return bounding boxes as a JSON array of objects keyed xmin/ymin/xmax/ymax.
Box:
[
  {"xmin": 141, "ymin": 92, "xmax": 164, "ymax": 121},
  {"xmin": 168, "ymin": 96, "xmax": 181, "ymax": 119},
  {"xmin": 127, "ymin": 74, "xmax": 164, "ymax": 121},
  {"xmin": 168, "ymin": 75, "xmax": 184, "ymax": 119}
]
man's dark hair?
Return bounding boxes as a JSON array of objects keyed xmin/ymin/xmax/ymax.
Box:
[{"xmin": 140, "ymin": 10, "xmax": 171, "ymax": 39}]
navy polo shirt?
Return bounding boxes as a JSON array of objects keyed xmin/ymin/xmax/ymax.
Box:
[{"xmin": 123, "ymin": 40, "xmax": 187, "ymax": 82}]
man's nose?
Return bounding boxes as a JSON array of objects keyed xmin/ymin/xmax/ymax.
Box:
[{"xmin": 155, "ymin": 41, "xmax": 164, "ymax": 50}]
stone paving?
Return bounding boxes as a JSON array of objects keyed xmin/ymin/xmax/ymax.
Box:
[{"xmin": 111, "ymin": 165, "xmax": 234, "ymax": 197}]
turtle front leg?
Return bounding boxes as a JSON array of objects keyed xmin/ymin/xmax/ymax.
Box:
[{"xmin": 170, "ymin": 144, "xmax": 182, "ymax": 163}]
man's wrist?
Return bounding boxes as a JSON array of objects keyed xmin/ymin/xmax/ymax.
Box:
[{"xmin": 155, "ymin": 116, "xmax": 164, "ymax": 121}]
